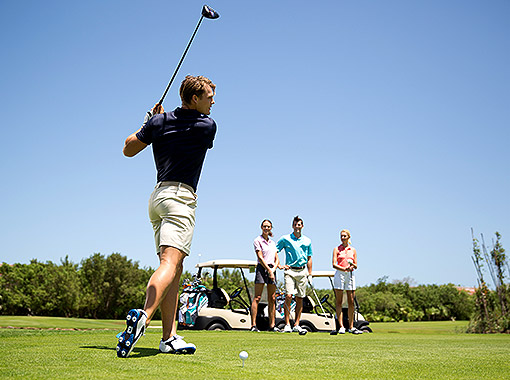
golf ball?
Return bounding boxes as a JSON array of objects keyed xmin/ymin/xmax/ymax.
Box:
[{"xmin": 239, "ymin": 351, "xmax": 248, "ymax": 360}]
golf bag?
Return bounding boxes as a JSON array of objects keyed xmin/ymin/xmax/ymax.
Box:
[
  {"xmin": 275, "ymin": 289, "xmax": 296, "ymax": 317},
  {"xmin": 178, "ymin": 278, "xmax": 209, "ymax": 327}
]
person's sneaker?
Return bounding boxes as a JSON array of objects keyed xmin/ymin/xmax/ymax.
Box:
[
  {"xmin": 348, "ymin": 327, "xmax": 363, "ymax": 334},
  {"xmin": 292, "ymin": 324, "xmax": 307, "ymax": 335},
  {"xmin": 116, "ymin": 309, "xmax": 147, "ymax": 358},
  {"xmin": 269, "ymin": 326, "xmax": 281, "ymax": 332},
  {"xmin": 250, "ymin": 326, "xmax": 260, "ymax": 332},
  {"xmin": 159, "ymin": 335, "xmax": 196, "ymax": 354},
  {"xmin": 338, "ymin": 327, "xmax": 346, "ymax": 334},
  {"xmin": 283, "ymin": 324, "xmax": 292, "ymax": 333}
]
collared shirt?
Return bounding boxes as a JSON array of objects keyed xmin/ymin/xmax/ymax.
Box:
[
  {"xmin": 277, "ymin": 233, "xmax": 313, "ymax": 267},
  {"xmin": 253, "ymin": 235, "xmax": 277, "ymax": 265},
  {"xmin": 336, "ymin": 245, "xmax": 356, "ymax": 270},
  {"xmin": 136, "ymin": 107, "xmax": 217, "ymax": 192}
]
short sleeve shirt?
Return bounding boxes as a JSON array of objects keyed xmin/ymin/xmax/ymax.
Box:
[
  {"xmin": 276, "ymin": 233, "xmax": 312, "ymax": 267},
  {"xmin": 136, "ymin": 107, "xmax": 216, "ymax": 192},
  {"xmin": 253, "ymin": 235, "xmax": 277, "ymax": 265}
]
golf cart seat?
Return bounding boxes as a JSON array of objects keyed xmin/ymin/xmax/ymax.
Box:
[
  {"xmin": 302, "ymin": 295, "xmax": 315, "ymax": 313},
  {"xmin": 207, "ymin": 287, "xmax": 230, "ymax": 309}
]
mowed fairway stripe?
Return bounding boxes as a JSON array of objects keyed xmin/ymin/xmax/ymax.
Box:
[{"xmin": 0, "ymin": 319, "xmax": 509, "ymax": 379}]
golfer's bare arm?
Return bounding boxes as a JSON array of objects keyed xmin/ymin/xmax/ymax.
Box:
[
  {"xmin": 332, "ymin": 247, "xmax": 343, "ymax": 271},
  {"xmin": 351, "ymin": 249, "xmax": 358, "ymax": 270},
  {"xmin": 123, "ymin": 131, "xmax": 147, "ymax": 157},
  {"xmin": 307, "ymin": 255, "xmax": 312, "ymax": 276},
  {"xmin": 124, "ymin": 104, "xmax": 164, "ymax": 157},
  {"xmin": 256, "ymin": 250, "xmax": 272, "ymax": 274},
  {"xmin": 274, "ymin": 253, "xmax": 280, "ymax": 272}
]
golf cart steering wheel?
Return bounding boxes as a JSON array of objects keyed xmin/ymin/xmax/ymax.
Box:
[
  {"xmin": 230, "ymin": 287, "xmax": 242, "ymax": 299},
  {"xmin": 228, "ymin": 287, "xmax": 250, "ymax": 314}
]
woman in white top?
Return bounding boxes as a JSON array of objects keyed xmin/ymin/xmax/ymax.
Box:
[{"xmin": 250, "ymin": 219, "xmax": 280, "ymax": 332}]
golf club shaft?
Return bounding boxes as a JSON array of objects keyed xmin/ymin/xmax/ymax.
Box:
[
  {"xmin": 308, "ymin": 279, "xmax": 336, "ymax": 332},
  {"xmin": 308, "ymin": 281, "xmax": 328, "ymax": 318},
  {"xmin": 157, "ymin": 15, "xmax": 204, "ymax": 106}
]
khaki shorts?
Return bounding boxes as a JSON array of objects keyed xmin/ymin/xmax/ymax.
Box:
[
  {"xmin": 284, "ymin": 267, "xmax": 308, "ymax": 298},
  {"xmin": 148, "ymin": 182, "xmax": 197, "ymax": 256}
]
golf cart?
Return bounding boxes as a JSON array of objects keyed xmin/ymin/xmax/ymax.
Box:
[
  {"xmin": 178, "ymin": 259, "xmax": 265, "ymax": 331},
  {"xmin": 275, "ymin": 270, "xmax": 372, "ymax": 333},
  {"xmin": 177, "ymin": 261, "xmax": 371, "ymax": 333}
]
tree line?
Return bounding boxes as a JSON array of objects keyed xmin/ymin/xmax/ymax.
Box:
[
  {"xmin": 0, "ymin": 254, "xmax": 153, "ymax": 319},
  {"xmin": 1, "ymin": 252, "xmax": 475, "ymax": 322}
]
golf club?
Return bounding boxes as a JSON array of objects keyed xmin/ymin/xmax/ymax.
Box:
[
  {"xmin": 307, "ymin": 277, "xmax": 338, "ymax": 335},
  {"xmin": 157, "ymin": 4, "xmax": 220, "ymax": 106}
]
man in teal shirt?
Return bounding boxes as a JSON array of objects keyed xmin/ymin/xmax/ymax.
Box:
[{"xmin": 277, "ymin": 216, "xmax": 313, "ymax": 335}]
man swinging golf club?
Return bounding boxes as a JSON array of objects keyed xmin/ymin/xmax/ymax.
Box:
[
  {"xmin": 277, "ymin": 216, "xmax": 312, "ymax": 335},
  {"xmin": 116, "ymin": 75, "xmax": 217, "ymax": 358}
]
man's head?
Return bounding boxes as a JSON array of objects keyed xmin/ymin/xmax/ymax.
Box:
[
  {"xmin": 180, "ymin": 75, "xmax": 216, "ymax": 115},
  {"xmin": 292, "ymin": 215, "xmax": 303, "ymax": 235}
]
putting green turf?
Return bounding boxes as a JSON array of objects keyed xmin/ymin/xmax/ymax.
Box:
[{"xmin": 0, "ymin": 318, "xmax": 508, "ymax": 379}]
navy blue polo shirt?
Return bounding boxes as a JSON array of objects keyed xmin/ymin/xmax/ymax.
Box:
[{"xmin": 136, "ymin": 107, "xmax": 216, "ymax": 192}]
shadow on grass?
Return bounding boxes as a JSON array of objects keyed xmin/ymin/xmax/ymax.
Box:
[{"xmin": 80, "ymin": 345, "xmax": 159, "ymax": 357}]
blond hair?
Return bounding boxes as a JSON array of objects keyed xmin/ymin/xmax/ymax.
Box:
[{"xmin": 340, "ymin": 229, "xmax": 352, "ymax": 245}]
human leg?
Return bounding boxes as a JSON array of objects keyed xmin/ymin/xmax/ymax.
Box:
[
  {"xmin": 293, "ymin": 268, "xmax": 308, "ymax": 326},
  {"xmin": 156, "ymin": 247, "xmax": 196, "ymax": 354},
  {"xmin": 284, "ymin": 294, "xmax": 292, "ymax": 326},
  {"xmin": 334, "ymin": 289, "xmax": 345, "ymax": 333},
  {"xmin": 267, "ymin": 283, "xmax": 277, "ymax": 328},
  {"xmin": 148, "ymin": 246, "xmax": 186, "ymax": 340},
  {"xmin": 283, "ymin": 271, "xmax": 294, "ymax": 327},
  {"xmin": 346, "ymin": 290, "xmax": 361, "ymax": 334},
  {"xmin": 294, "ymin": 296, "xmax": 303, "ymax": 325},
  {"xmin": 149, "ymin": 183, "xmax": 198, "ymax": 352},
  {"xmin": 346, "ymin": 290, "xmax": 355, "ymax": 330},
  {"xmin": 250, "ymin": 283, "xmax": 264, "ymax": 329},
  {"xmin": 143, "ymin": 246, "xmax": 186, "ymax": 325}
]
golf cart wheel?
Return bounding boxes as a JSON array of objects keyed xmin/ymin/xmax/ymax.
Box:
[
  {"xmin": 300, "ymin": 323, "xmax": 314, "ymax": 332},
  {"xmin": 207, "ymin": 322, "xmax": 226, "ymax": 331}
]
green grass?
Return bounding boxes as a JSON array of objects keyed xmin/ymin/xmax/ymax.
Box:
[{"xmin": 1, "ymin": 317, "xmax": 509, "ymax": 379}]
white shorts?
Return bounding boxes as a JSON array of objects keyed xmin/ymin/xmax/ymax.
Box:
[
  {"xmin": 334, "ymin": 270, "xmax": 356, "ymax": 291},
  {"xmin": 284, "ymin": 267, "xmax": 308, "ymax": 298},
  {"xmin": 148, "ymin": 182, "xmax": 197, "ymax": 256}
]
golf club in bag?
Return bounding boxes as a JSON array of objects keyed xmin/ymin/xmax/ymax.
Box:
[
  {"xmin": 157, "ymin": 4, "xmax": 220, "ymax": 106},
  {"xmin": 307, "ymin": 277, "xmax": 338, "ymax": 335},
  {"xmin": 276, "ymin": 287, "xmax": 306, "ymax": 335}
]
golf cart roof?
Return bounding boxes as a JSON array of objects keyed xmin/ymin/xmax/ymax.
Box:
[
  {"xmin": 311, "ymin": 270, "xmax": 335, "ymax": 278},
  {"xmin": 195, "ymin": 259, "xmax": 258, "ymax": 269}
]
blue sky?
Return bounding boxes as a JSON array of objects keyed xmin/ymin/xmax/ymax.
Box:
[{"xmin": 1, "ymin": 0, "xmax": 508, "ymax": 289}]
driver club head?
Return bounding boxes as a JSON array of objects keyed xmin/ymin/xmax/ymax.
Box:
[
  {"xmin": 330, "ymin": 330, "xmax": 338, "ymax": 335},
  {"xmin": 202, "ymin": 4, "xmax": 220, "ymax": 19}
]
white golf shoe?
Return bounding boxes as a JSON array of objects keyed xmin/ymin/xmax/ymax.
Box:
[
  {"xmin": 292, "ymin": 325, "xmax": 307, "ymax": 335},
  {"xmin": 338, "ymin": 327, "xmax": 346, "ymax": 334},
  {"xmin": 283, "ymin": 324, "xmax": 292, "ymax": 333},
  {"xmin": 159, "ymin": 335, "xmax": 196, "ymax": 354}
]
